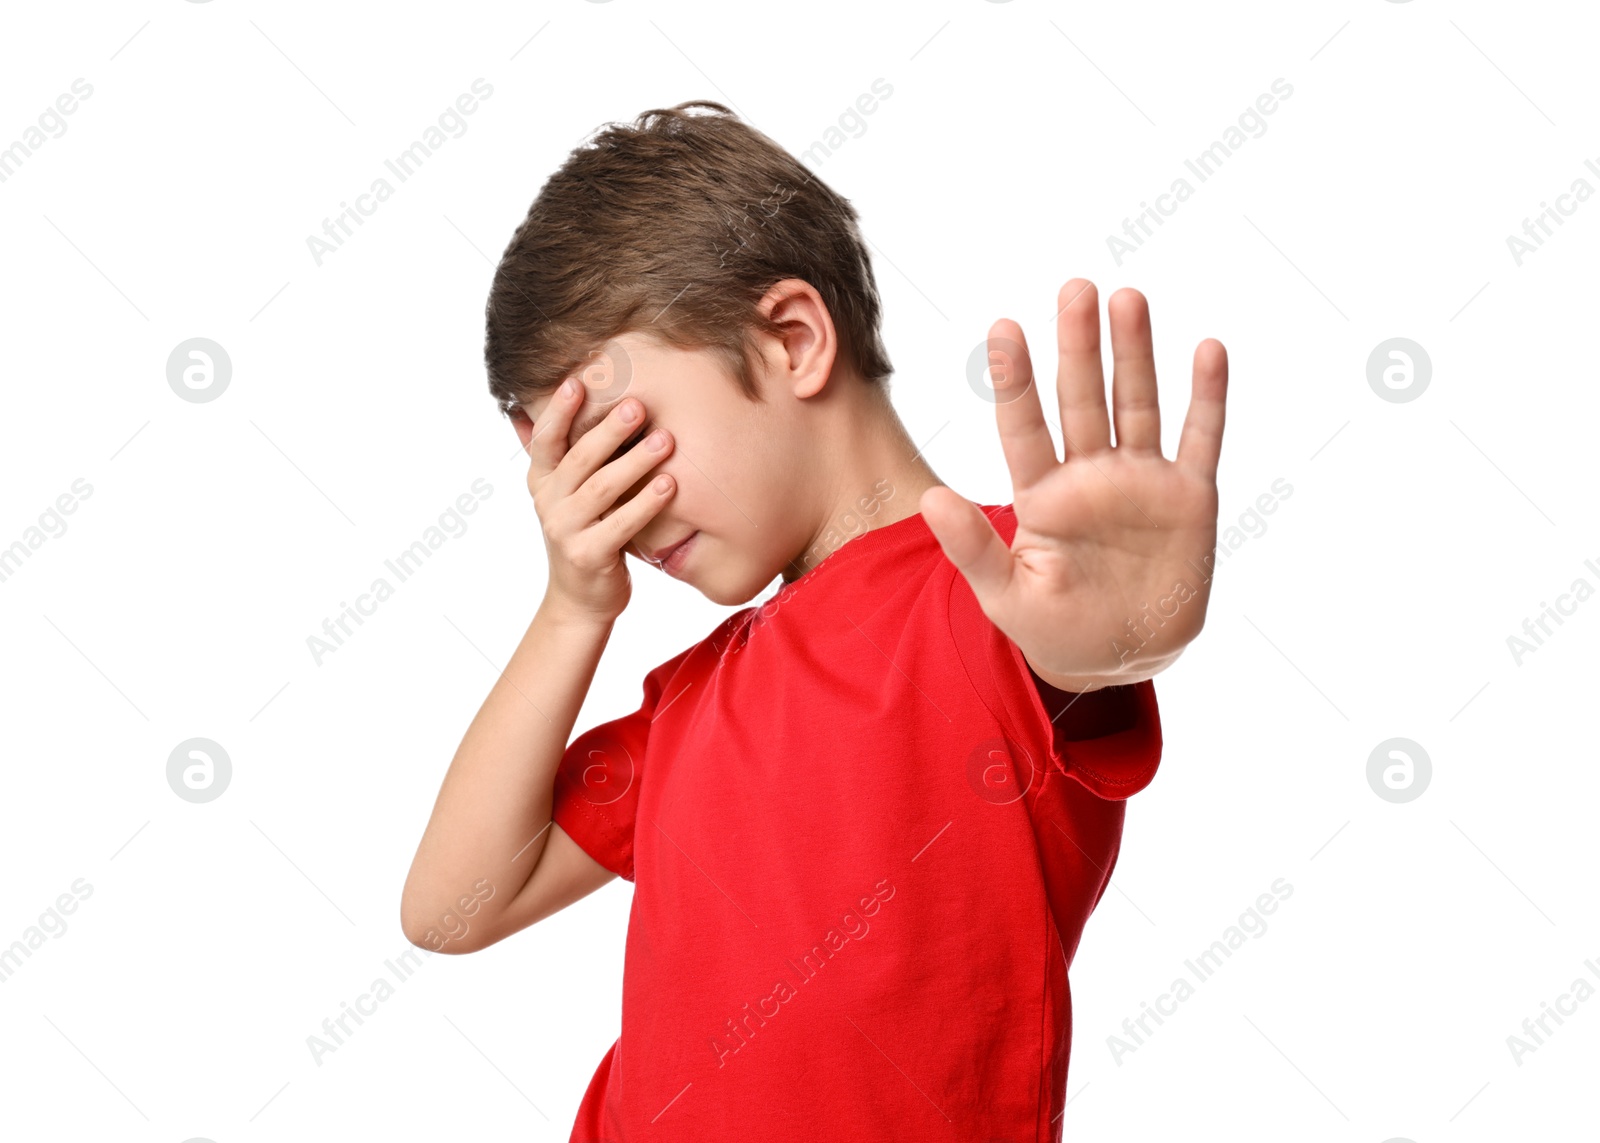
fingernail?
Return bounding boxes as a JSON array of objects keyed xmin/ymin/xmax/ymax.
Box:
[
  {"xmin": 646, "ymin": 429, "xmax": 667, "ymax": 450},
  {"xmin": 620, "ymin": 401, "xmax": 641, "ymax": 423},
  {"xmin": 561, "ymin": 378, "xmax": 578, "ymax": 397}
]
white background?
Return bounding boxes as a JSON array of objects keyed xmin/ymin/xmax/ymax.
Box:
[{"xmin": 1, "ymin": 1, "xmax": 1595, "ymax": 1139}]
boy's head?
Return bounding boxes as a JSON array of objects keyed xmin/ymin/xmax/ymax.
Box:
[{"xmin": 486, "ymin": 101, "xmax": 916, "ymax": 606}]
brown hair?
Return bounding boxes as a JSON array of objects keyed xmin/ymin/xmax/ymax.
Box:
[{"xmin": 483, "ymin": 100, "xmax": 893, "ymax": 417}]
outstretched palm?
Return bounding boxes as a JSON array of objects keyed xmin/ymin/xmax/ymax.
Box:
[{"xmin": 921, "ymin": 280, "xmax": 1229, "ymax": 687}]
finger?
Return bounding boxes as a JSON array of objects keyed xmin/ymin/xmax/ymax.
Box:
[
  {"xmin": 547, "ymin": 395, "xmax": 649, "ymax": 503},
  {"xmin": 1054, "ymin": 279, "xmax": 1112, "ymax": 457},
  {"xmin": 1174, "ymin": 338, "xmax": 1229, "ymax": 482},
  {"xmin": 589, "ymin": 470, "xmax": 676, "ymax": 556},
  {"xmin": 986, "ymin": 319, "xmax": 1058, "ymax": 491},
  {"xmin": 919, "ymin": 486, "xmax": 1015, "ymax": 611},
  {"xmin": 526, "ymin": 378, "xmax": 583, "ymax": 477},
  {"xmin": 573, "ymin": 424, "xmax": 674, "ymax": 523},
  {"xmin": 1108, "ymin": 287, "xmax": 1162, "ymax": 455}
]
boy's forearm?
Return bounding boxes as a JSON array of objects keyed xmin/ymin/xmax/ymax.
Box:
[{"xmin": 401, "ymin": 594, "xmax": 613, "ymax": 946}]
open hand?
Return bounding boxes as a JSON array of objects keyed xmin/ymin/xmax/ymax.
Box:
[{"xmin": 921, "ymin": 280, "xmax": 1229, "ymax": 688}]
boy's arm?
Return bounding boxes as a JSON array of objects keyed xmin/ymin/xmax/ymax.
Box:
[
  {"xmin": 400, "ymin": 596, "xmax": 616, "ymax": 953},
  {"xmin": 402, "ymin": 375, "xmax": 680, "ymax": 952}
]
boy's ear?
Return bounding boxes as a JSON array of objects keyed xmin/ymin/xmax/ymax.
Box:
[{"xmin": 758, "ymin": 278, "xmax": 837, "ymax": 400}]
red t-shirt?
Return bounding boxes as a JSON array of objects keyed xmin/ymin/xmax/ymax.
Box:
[{"xmin": 551, "ymin": 503, "xmax": 1162, "ymax": 1142}]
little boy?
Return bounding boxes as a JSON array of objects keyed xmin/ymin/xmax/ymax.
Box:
[{"xmin": 402, "ymin": 100, "xmax": 1227, "ymax": 1142}]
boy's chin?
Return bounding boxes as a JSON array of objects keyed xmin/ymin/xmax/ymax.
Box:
[
  {"xmin": 690, "ymin": 564, "xmax": 783, "ymax": 608},
  {"xmin": 697, "ymin": 577, "xmax": 763, "ymax": 608}
]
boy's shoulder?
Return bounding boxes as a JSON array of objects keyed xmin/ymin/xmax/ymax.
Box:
[{"xmin": 631, "ymin": 500, "xmax": 1016, "ymax": 698}]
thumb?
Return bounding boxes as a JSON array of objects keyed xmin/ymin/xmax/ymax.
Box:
[{"xmin": 919, "ymin": 486, "xmax": 1014, "ymax": 609}]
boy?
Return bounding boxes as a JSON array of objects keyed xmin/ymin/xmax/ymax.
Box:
[{"xmin": 402, "ymin": 100, "xmax": 1227, "ymax": 1142}]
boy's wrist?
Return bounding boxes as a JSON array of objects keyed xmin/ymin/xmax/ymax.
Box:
[
  {"xmin": 1023, "ymin": 647, "xmax": 1182, "ymax": 694},
  {"xmin": 537, "ymin": 592, "xmax": 620, "ymax": 632}
]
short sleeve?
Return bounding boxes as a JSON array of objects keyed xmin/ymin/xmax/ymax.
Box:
[
  {"xmin": 945, "ymin": 505, "xmax": 1163, "ymax": 801},
  {"xmin": 551, "ymin": 643, "xmax": 697, "ymax": 882},
  {"xmin": 1002, "ymin": 636, "xmax": 1162, "ymax": 800}
]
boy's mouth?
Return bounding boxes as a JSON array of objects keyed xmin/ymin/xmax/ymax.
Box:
[{"xmin": 645, "ymin": 531, "xmax": 698, "ymax": 576}]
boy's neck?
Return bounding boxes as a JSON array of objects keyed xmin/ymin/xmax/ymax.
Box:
[{"xmin": 782, "ymin": 391, "xmax": 943, "ymax": 583}]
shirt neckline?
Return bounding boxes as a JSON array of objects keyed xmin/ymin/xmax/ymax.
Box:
[{"xmin": 776, "ymin": 500, "xmax": 1008, "ymax": 591}]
